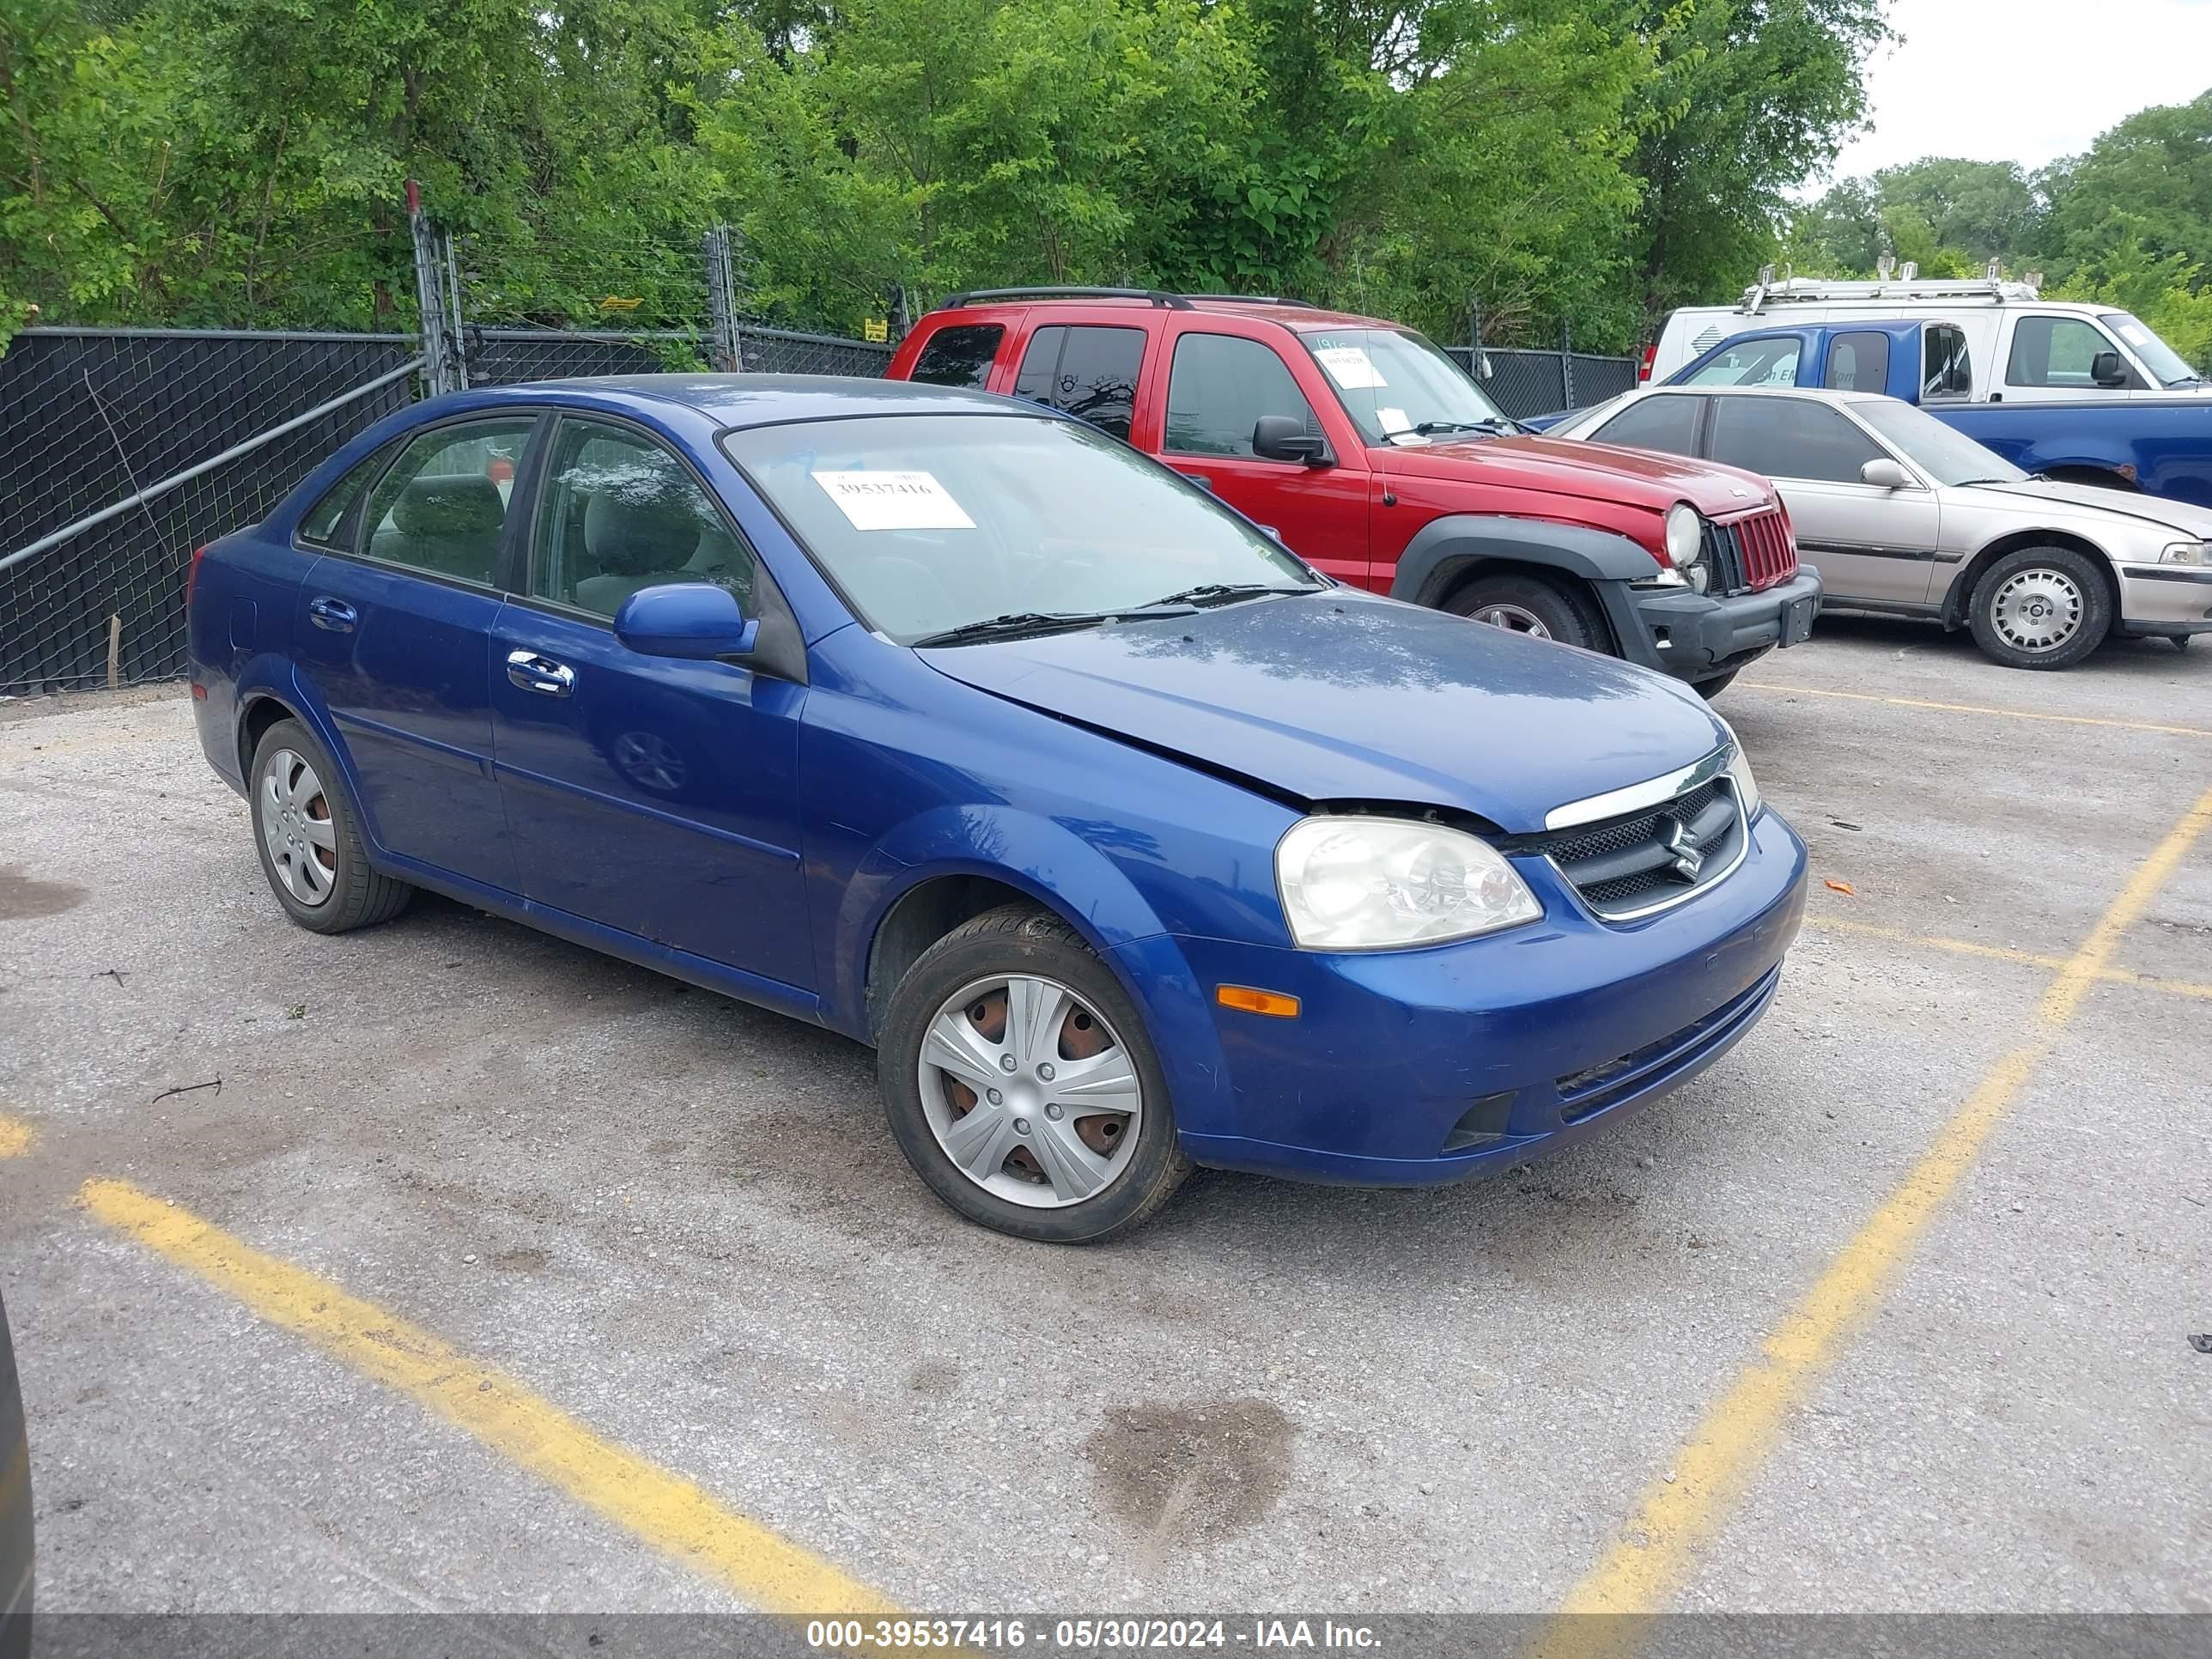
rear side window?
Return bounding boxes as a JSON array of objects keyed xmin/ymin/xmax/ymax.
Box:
[
  {"xmin": 908, "ymin": 324, "xmax": 1005, "ymax": 388},
  {"xmin": 297, "ymin": 443, "xmax": 395, "ymax": 548},
  {"xmin": 1708, "ymin": 398, "xmax": 1881, "ymax": 485},
  {"xmin": 1012, "ymin": 325, "xmax": 1145, "ymax": 441},
  {"xmin": 1922, "ymin": 325, "xmax": 1972, "ymax": 399},
  {"xmin": 1589, "ymin": 394, "xmax": 1702, "ymax": 456},
  {"xmin": 1163, "ymin": 332, "xmax": 1322, "ymax": 459},
  {"xmin": 362, "ymin": 419, "xmax": 535, "ymax": 586},
  {"xmin": 1825, "ymin": 331, "xmax": 1891, "ymax": 394},
  {"xmin": 1684, "ymin": 337, "xmax": 1799, "ymax": 386}
]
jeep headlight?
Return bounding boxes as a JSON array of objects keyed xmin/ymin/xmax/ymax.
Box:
[
  {"xmin": 1666, "ymin": 503, "xmax": 1710, "ymax": 592},
  {"xmin": 2160, "ymin": 540, "xmax": 2210, "ymax": 566},
  {"xmin": 1276, "ymin": 817, "xmax": 1542, "ymax": 951}
]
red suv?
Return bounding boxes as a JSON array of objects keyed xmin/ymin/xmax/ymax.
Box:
[{"xmin": 885, "ymin": 289, "xmax": 1822, "ymax": 692}]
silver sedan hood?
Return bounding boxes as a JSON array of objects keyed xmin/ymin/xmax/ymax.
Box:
[{"xmin": 1965, "ymin": 478, "xmax": 2212, "ymax": 541}]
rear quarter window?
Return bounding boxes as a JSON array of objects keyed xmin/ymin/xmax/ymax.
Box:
[
  {"xmin": 908, "ymin": 324, "xmax": 1006, "ymax": 388},
  {"xmin": 295, "ymin": 441, "xmax": 398, "ymax": 549}
]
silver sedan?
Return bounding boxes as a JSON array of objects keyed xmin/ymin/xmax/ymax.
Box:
[{"xmin": 1551, "ymin": 385, "xmax": 2212, "ymax": 669}]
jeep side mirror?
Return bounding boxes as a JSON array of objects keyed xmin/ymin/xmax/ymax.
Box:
[
  {"xmin": 1252, "ymin": 416, "xmax": 1331, "ymax": 466},
  {"xmin": 2090, "ymin": 349, "xmax": 2128, "ymax": 388}
]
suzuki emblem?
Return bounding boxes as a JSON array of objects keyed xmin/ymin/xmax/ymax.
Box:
[{"xmin": 1662, "ymin": 817, "xmax": 1705, "ymax": 881}]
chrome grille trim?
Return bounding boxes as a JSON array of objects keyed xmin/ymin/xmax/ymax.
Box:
[{"xmin": 1543, "ymin": 744, "xmax": 1734, "ymax": 832}]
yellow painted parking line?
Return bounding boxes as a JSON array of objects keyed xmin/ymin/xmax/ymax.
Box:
[
  {"xmin": 1739, "ymin": 681, "xmax": 2212, "ymax": 740},
  {"xmin": 79, "ymin": 1178, "xmax": 902, "ymax": 1618},
  {"xmin": 1535, "ymin": 781, "xmax": 2212, "ymax": 1656},
  {"xmin": 1808, "ymin": 915, "xmax": 2212, "ymax": 1002},
  {"xmin": 0, "ymin": 1115, "xmax": 32, "ymax": 1158}
]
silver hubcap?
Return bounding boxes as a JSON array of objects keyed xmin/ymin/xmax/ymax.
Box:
[
  {"xmin": 1990, "ymin": 568, "xmax": 2084, "ymax": 653},
  {"xmin": 1469, "ymin": 603, "xmax": 1553, "ymax": 639},
  {"xmin": 917, "ymin": 974, "xmax": 1142, "ymax": 1209},
  {"xmin": 258, "ymin": 748, "xmax": 337, "ymax": 907}
]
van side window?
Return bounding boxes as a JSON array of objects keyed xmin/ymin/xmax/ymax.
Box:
[
  {"xmin": 908, "ymin": 324, "xmax": 1006, "ymax": 389},
  {"xmin": 1825, "ymin": 331, "xmax": 1891, "ymax": 394},
  {"xmin": 2006, "ymin": 317, "xmax": 2128, "ymax": 389},
  {"xmin": 1922, "ymin": 325, "xmax": 1972, "ymax": 400}
]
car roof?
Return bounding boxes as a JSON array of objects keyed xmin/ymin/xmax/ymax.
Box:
[
  {"xmin": 931, "ymin": 296, "xmax": 1401, "ymax": 333},
  {"xmin": 480, "ymin": 373, "xmax": 1026, "ymax": 428},
  {"xmin": 1645, "ymin": 384, "xmax": 1880, "ymax": 408}
]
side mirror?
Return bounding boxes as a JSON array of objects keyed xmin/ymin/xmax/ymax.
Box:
[
  {"xmin": 614, "ymin": 582, "xmax": 758, "ymax": 660},
  {"xmin": 2090, "ymin": 349, "xmax": 2129, "ymax": 388},
  {"xmin": 1860, "ymin": 459, "xmax": 1915, "ymax": 490},
  {"xmin": 1252, "ymin": 415, "xmax": 1331, "ymax": 466}
]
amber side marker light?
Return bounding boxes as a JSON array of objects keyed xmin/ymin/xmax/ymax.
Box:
[{"xmin": 1217, "ymin": 985, "xmax": 1301, "ymax": 1018}]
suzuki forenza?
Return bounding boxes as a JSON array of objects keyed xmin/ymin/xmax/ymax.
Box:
[{"xmin": 188, "ymin": 376, "xmax": 1808, "ymax": 1242}]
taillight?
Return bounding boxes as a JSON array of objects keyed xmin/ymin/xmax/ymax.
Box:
[
  {"xmin": 185, "ymin": 544, "xmax": 208, "ymax": 609},
  {"xmin": 1637, "ymin": 343, "xmax": 1657, "ymax": 383}
]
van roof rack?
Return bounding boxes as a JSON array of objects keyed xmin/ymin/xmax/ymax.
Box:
[
  {"xmin": 943, "ymin": 286, "xmax": 1194, "ymax": 309},
  {"xmin": 1736, "ymin": 275, "xmax": 2040, "ymax": 313}
]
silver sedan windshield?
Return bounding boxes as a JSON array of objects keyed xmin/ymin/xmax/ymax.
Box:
[{"xmin": 1851, "ymin": 398, "xmax": 2027, "ymax": 487}]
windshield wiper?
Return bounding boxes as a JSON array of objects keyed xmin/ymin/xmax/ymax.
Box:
[
  {"xmin": 2165, "ymin": 375, "xmax": 2205, "ymax": 389},
  {"xmin": 1414, "ymin": 416, "xmax": 1523, "ymax": 436},
  {"xmin": 1146, "ymin": 581, "xmax": 1321, "ymax": 609},
  {"xmin": 911, "ymin": 611, "xmax": 1111, "ymax": 647}
]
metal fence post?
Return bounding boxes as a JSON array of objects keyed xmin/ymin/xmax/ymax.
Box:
[
  {"xmin": 703, "ymin": 226, "xmax": 745, "ymax": 374},
  {"xmin": 407, "ymin": 183, "xmax": 465, "ymax": 397},
  {"xmin": 887, "ymin": 283, "xmax": 913, "ymax": 345},
  {"xmin": 1559, "ymin": 319, "xmax": 1575, "ymax": 409},
  {"xmin": 1465, "ymin": 293, "xmax": 1486, "ymax": 381}
]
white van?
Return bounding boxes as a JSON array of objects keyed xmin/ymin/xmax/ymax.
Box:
[{"xmin": 1650, "ymin": 275, "xmax": 2207, "ymax": 404}]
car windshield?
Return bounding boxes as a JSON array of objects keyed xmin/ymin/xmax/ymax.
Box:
[
  {"xmin": 721, "ymin": 413, "xmax": 1321, "ymax": 645},
  {"xmin": 1299, "ymin": 327, "xmax": 1512, "ymax": 442},
  {"xmin": 2100, "ymin": 312, "xmax": 2202, "ymax": 387},
  {"xmin": 1851, "ymin": 397, "xmax": 2027, "ymax": 486}
]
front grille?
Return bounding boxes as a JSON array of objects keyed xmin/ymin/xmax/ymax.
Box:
[
  {"xmin": 1555, "ymin": 969, "xmax": 1779, "ymax": 1122},
  {"xmin": 1702, "ymin": 508, "xmax": 1798, "ymax": 595},
  {"xmin": 1527, "ymin": 774, "xmax": 1746, "ymax": 919}
]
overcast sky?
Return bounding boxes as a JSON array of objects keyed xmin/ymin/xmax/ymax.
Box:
[{"xmin": 1815, "ymin": 0, "xmax": 2212, "ymax": 185}]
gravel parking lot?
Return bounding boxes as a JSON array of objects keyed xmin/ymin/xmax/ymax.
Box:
[{"xmin": 3, "ymin": 617, "xmax": 2209, "ymax": 1622}]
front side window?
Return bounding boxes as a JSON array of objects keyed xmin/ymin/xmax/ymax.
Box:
[
  {"xmin": 362, "ymin": 419, "xmax": 534, "ymax": 585},
  {"xmin": 1589, "ymin": 393, "xmax": 1702, "ymax": 457},
  {"xmin": 908, "ymin": 324, "xmax": 1006, "ymax": 388},
  {"xmin": 2006, "ymin": 316, "xmax": 2125, "ymax": 389},
  {"xmin": 1709, "ymin": 397, "xmax": 1883, "ymax": 485},
  {"xmin": 1825, "ymin": 331, "xmax": 1892, "ymax": 394},
  {"xmin": 1685, "ymin": 337, "xmax": 1800, "ymax": 388},
  {"xmin": 1163, "ymin": 332, "xmax": 1324, "ymax": 459},
  {"xmin": 1011, "ymin": 325, "xmax": 1145, "ymax": 441},
  {"xmin": 1922, "ymin": 325, "xmax": 1972, "ymax": 399},
  {"xmin": 723, "ymin": 413, "xmax": 1317, "ymax": 644},
  {"xmin": 1297, "ymin": 326, "xmax": 1509, "ymax": 442},
  {"xmin": 531, "ymin": 419, "xmax": 752, "ymax": 620}
]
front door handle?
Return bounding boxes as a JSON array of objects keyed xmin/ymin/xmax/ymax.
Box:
[
  {"xmin": 506, "ymin": 649, "xmax": 575, "ymax": 696},
  {"xmin": 307, "ymin": 596, "xmax": 357, "ymax": 633}
]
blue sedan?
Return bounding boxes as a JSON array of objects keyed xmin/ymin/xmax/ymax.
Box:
[{"xmin": 187, "ymin": 376, "xmax": 1808, "ymax": 1242}]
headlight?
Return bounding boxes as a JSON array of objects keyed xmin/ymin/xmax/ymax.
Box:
[
  {"xmin": 1665, "ymin": 503, "xmax": 1705, "ymax": 568},
  {"xmin": 1276, "ymin": 817, "xmax": 1542, "ymax": 951},
  {"xmin": 1725, "ymin": 742, "xmax": 1762, "ymax": 819},
  {"xmin": 2160, "ymin": 540, "xmax": 2210, "ymax": 565}
]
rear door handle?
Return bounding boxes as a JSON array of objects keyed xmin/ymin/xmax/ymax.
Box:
[
  {"xmin": 506, "ymin": 649, "xmax": 575, "ymax": 696},
  {"xmin": 307, "ymin": 596, "xmax": 357, "ymax": 633}
]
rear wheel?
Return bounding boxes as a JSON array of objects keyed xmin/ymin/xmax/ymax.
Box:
[
  {"xmin": 248, "ymin": 718, "xmax": 412, "ymax": 933},
  {"xmin": 1443, "ymin": 572, "xmax": 1602, "ymax": 651},
  {"xmin": 878, "ymin": 905, "xmax": 1189, "ymax": 1243},
  {"xmin": 1966, "ymin": 546, "xmax": 2111, "ymax": 670}
]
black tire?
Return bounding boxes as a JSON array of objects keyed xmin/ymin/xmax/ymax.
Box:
[
  {"xmin": 1443, "ymin": 571, "xmax": 1603, "ymax": 651},
  {"xmin": 247, "ymin": 717, "xmax": 413, "ymax": 934},
  {"xmin": 1966, "ymin": 545, "xmax": 2112, "ymax": 671},
  {"xmin": 877, "ymin": 904, "xmax": 1191, "ymax": 1243},
  {"xmin": 1693, "ymin": 669, "xmax": 1740, "ymax": 699}
]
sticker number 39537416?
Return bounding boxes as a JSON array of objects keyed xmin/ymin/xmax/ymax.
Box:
[{"xmin": 811, "ymin": 470, "xmax": 976, "ymax": 532}]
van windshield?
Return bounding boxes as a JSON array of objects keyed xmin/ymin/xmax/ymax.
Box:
[{"xmin": 2100, "ymin": 313, "xmax": 2202, "ymax": 387}]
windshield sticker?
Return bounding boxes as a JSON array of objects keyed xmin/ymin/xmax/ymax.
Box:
[
  {"xmin": 811, "ymin": 470, "xmax": 975, "ymax": 531},
  {"xmin": 2116, "ymin": 322, "xmax": 2151, "ymax": 348},
  {"xmin": 1314, "ymin": 345, "xmax": 1388, "ymax": 390},
  {"xmin": 1375, "ymin": 405, "xmax": 1413, "ymax": 434}
]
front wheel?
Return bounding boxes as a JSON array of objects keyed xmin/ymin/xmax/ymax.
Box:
[
  {"xmin": 1966, "ymin": 546, "xmax": 2111, "ymax": 670},
  {"xmin": 877, "ymin": 905, "xmax": 1190, "ymax": 1243},
  {"xmin": 1443, "ymin": 572, "xmax": 1602, "ymax": 651}
]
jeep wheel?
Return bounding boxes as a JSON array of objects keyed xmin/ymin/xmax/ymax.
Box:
[{"xmin": 1445, "ymin": 573, "xmax": 1601, "ymax": 651}]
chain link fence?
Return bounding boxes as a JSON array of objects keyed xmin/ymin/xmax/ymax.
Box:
[
  {"xmin": 1444, "ymin": 346, "xmax": 1638, "ymax": 421},
  {"xmin": 0, "ymin": 331, "xmax": 420, "ymax": 694}
]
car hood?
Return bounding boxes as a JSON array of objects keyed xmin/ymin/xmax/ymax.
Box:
[
  {"xmin": 1385, "ymin": 433, "xmax": 1778, "ymax": 517},
  {"xmin": 918, "ymin": 591, "xmax": 1729, "ymax": 834},
  {"xmin": 1966, "ymin": 478, "xmax": 2212, "ymax": 540}
]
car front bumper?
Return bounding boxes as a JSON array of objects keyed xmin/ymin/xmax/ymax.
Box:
[
  {"xmin": 2114, "ymin": 564, "xmax": 2212, "ymax": 637},
  {"xmin": 1613, "ymin": 568, "xmax": 1824, "ymax": 684},
  {"xmin": 1116, "ymin": 807, "xmax": 1808, "ymax": 1186}
]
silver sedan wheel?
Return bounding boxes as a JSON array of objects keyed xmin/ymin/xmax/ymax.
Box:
[
  {"xmin": 1989, "ymin": 567, "xmax": 2085, "ymax": 654},
  {"xmin": 258, "ymin": 748, "xmax": 337, "ymax": 907},
  {"xmin": 1468, "ymin": 603, "xmax": 1553, "ymax": 639},
  {"xmin": 916, "ymin": 973, "xmax": 1143, "ymax": 1209}
]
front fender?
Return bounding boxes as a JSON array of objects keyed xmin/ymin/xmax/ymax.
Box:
[{"xmin": 1387, "ymin": 514, "xmax": 1662, "ymax": 608}]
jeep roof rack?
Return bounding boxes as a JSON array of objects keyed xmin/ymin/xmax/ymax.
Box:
[{"xmin": 942, "ymin": 286, "xmax": 1193, "ymax": 309}]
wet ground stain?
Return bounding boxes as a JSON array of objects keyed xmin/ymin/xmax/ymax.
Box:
[
  {"xmin": 1083, "ymin": 1398, "xmax": 1294, "ymax": 1551},
  {"xmin": 0, "ymin": 866, "xmax": 89, "ymax": 921}
]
